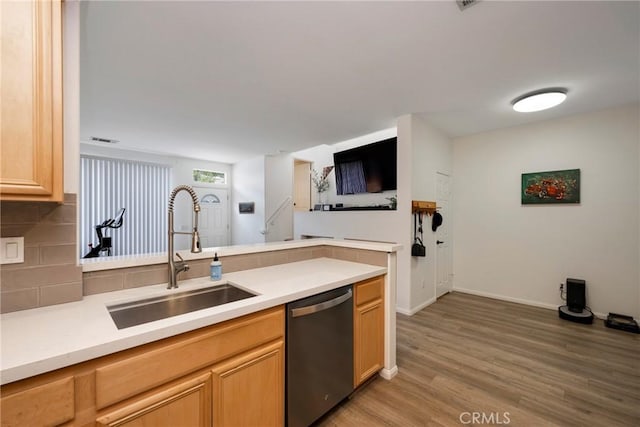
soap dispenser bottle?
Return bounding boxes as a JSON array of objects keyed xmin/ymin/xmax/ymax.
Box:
[{"xmin": 210, "ymin": 253, "xmax": 222, "ymax": 281}]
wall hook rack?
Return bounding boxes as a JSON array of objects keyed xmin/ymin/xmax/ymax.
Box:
[{"xmin": 411, "ymin": 200, "xmax": 438, "ymax": 216}]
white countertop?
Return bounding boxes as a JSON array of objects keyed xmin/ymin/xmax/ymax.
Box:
[
  {"xmin": 0, "ymin": 258, "xmax": 386, "ymax": 385},
  {"xmin": 81, "ymin": 238, "xmax": 400, "ymax": 272}
]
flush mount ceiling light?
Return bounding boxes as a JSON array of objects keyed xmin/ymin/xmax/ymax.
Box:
[{"xmin": 512, "ymin": 88, "xmax": 568, "ymax": 113}]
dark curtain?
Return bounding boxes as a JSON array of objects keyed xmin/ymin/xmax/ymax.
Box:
[{"xmin": 335, "ymin": 160, "xmax": 366, "ymax": 195}]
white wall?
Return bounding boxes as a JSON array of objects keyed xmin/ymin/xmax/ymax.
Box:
[
  {"xmin": 392, "ymin": 117, "xmax": 412, "ymax": 313},
  {"xmin": 293, "ymin": 121, "xmax": 453, "ymax": 315},
  {"xmin": 231, "ymin": 156, "xmax": 266, "ymax": 245},
  {"xmin": 172, "ymin": 158, "xmax": 231, "ymax": 190},
  {"xmin": 264, "ymin": 154, "xmax": 294, "ymax": 242},
  {"xmin": 292, "ymin": 144, "xmax": 334, "ymax": 207},
  {"xmin": 64, "ymin": 1, "xmax": 81, "ymax": 266},
  {"xmin": 452, "ymin": 105, "xmax": 640, "ymax": 318},
  {"xmin": 79, "ymin": 145, "xmax": 231, "ymax": 185},
  {"xmin": 409, "ymin": 115, "xmax": 453, "ymax": 311},
  {"xmin": 172, "ymin": 157, "xmax": 231, "ymax": 249},
  {"xmin": 292, "ymin": 128, "xmax": 398, "ymax": 208},
  {"xmin": 79, "ymin": 144, "xmax": 232, "ymax": 250},
  {"xmin": 63, "ymin": 1, "xmax": 80, "ymax": 195},
  {"xmin": 293, "ymin": 125, "xmax": 413, "ymax": 313}
]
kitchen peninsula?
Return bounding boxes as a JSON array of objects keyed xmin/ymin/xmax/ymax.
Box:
[{"xmin": 1, "ymin": 239, "xmax": 399, "ymax": 426}]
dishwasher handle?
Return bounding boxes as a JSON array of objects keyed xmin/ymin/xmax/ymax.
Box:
[{"xmin": 290, "ymin": 289, "xmax": 353, "ymax": 318}]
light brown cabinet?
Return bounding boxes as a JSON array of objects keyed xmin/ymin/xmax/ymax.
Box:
[
  {"xmin": 211, "ymin": 340, "xmax": 284, "ymax": 426},
  {"xmin": 0, "ymin": 275, "xmax": 387, "ymax": 426},
  {"xmin": 0, "ymin": 0, "xmax": 64, "ymax": 202},
  {"xmin": 0, "ymin": 306, "xmax": 285, "ymax": 427},
  {"xmin": 354, "ymin": 275, "xmax": 385, "ymax": 387}
]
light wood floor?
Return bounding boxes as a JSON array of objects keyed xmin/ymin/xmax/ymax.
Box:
[{"xmin": 319, "ymin": 292, "xmax": 640, "ymax": 427}]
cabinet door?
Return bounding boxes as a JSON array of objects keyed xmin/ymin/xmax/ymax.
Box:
[
  {"xmin": 354, "ymin": 276, "xmax": 385, "ymax": 387},
  {"xmin": 354, "ymin": 299, "xmax": 384, "ymax": 387},
  {"xmin": 96, "ymin": 372, "xmax": 211, "ymax": 427},
  {"xmin": 211, "ymin": 340, "xmax": 284, "ymax": 427},
  {"xmin": 0, "ymin": 0, "xmax": 63, "ymax": 201}
]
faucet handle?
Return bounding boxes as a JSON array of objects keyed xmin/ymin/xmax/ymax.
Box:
[{"xmin": 175, "ymin": 252, "xmax": 189, "ymax": 273}]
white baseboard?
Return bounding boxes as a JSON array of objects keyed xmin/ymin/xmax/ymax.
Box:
[
  {"xmin": 396, "ymin": 296, "xmax": 437, "ymax": 316},
  {"xmin": 453, "ymin": 287, "xmax": 606, "ymax": 319},
  {"xmin": 395, "ymin": 307, "xmax": 411, "ymax": 315},
  {"xmin": 379, "ymin": 365, "xmax": 398, "ymax": 380}
]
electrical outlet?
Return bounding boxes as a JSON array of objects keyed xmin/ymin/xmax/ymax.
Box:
[{"xmin": 560, "ymin": 283, "xmax": 564, "ymax": 291}]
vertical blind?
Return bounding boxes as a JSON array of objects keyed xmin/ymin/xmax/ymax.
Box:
[{"xmin": 80, "ymin": 156, "xmax": 170, "ymax": 258}]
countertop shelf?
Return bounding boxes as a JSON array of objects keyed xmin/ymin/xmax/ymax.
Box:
[
  {"xmin": 328, "ymin": 205, "xmax": 394, "ymax": 211},
  {"xmin": 81, "ymin": 238, "xmax": 401, "ymax": 273}
]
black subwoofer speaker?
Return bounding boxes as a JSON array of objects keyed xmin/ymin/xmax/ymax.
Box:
[{"xmin": 566, "ymin": 278, "xmax": 586, "ymax": 313}]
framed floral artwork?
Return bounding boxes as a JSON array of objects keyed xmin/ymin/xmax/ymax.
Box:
[{"xmin": 521, "ymin": 169, "xmax": 580, "ymax": 204}]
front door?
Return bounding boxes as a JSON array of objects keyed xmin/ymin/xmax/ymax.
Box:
[
  {"xmin": 194, "ymin": 187, "xmax": 229, "ymax": 248},
  {"xmin": 435, "ymin": 172, "xmax": 452, "ymax": 298}
]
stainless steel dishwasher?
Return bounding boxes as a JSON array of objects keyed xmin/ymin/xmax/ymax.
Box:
[{"xmin": 286, "ymin": 285, "xmax": 354, "ymax": 427}]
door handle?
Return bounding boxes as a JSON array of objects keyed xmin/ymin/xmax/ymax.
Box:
[
  {"xmin": 436, "ymin": 240, "xmax": 444, "ymax": 245},
  {"xmin": 291, "ymin": 289, "xmax": 353, "ymax": 318}
]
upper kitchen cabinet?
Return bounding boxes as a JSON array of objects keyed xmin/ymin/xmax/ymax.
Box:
[{"xmin": 1, "ymin": 0, "xmax": 63, "ymax": 202}]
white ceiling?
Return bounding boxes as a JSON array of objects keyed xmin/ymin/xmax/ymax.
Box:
[{"xmin": 80, "ymin": 1, "xmax": 640, "ymax": 164}]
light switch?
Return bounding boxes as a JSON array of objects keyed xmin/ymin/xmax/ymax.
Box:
[{"xmin": 1, "ymin": 237, "xmax": 24, "ymax": 264}]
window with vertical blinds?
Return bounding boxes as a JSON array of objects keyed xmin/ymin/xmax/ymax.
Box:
[{"xmin": 80, "ymin": 156, "xmax": 170, "ymax": 258}]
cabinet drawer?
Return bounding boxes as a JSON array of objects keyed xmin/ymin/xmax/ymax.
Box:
[
  {"xmin": 0, "ymin": 376, "xmax": 74, "ymax": 427},
  {"xmin": 355, "ymin": 276, "xmax": 384, "ymax": 306},
  {"xmin": 95, "ymin": 306, "xmax": 284, "ymax": 409}
]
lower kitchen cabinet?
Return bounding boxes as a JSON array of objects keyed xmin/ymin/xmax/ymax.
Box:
[
  {"xmin": 212, "ymin": 339, "xmax": 284, "ymax": 427},
  {"xmin": 0, "ymin": 306, "xmax": 284, "ymax": 427},
  {"xmin": 96, "ymin": 372, "xmax": 212, "ymax": 427},
  {"xmin": 354, "ymin": 275, "xmax": 385, "ymax": 387},
  {"xmin": 1, "ymin": 274, "xmax": 388, "ymax": 426}
]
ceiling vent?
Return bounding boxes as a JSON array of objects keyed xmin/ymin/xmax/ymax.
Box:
[
  {"xmin": 456, "ymin": 0, "xmax": 480, "ymax": 12},
  {"xmin": 90, "ymin": 136, "xmax": 119, "ymax": 144}
]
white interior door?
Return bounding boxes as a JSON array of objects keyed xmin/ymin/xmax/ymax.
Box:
[
  {"xmin": 436, "ymin": 172, "xmax": 452, "ymax": 298},
  {"xmin": 293, "ymin": 161, "xmax": 311, "ymax": 212},
  {"xmin": 195, "ymin": 187, "xmax": 229, "ymax": 248}
]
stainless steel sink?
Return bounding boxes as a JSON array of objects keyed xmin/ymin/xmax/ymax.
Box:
[{"xmin": 107, "ymin": 284, "xmax": 257, "ymax": 329}]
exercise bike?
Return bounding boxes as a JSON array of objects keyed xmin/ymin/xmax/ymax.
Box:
[{"xmin": 83, "ymin": 208, "xmax": 125, "ymax": 258}]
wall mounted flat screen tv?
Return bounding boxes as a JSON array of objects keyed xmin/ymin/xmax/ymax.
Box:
[{"xmin": 333, "ymin": 137, "xmax": 397, "ymax": 195}]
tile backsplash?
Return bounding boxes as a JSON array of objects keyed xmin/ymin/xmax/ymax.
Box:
[
  {"xmin": 83, "ymin": 246, "xmax": 329, "ymax": 295},
  {"xmin": 0, "ymin": 194, "xmax": 83, "ymax": 313},
  {"xmin": 83, "ymin": 245, "xmax": 387, "ymax": 296}
]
